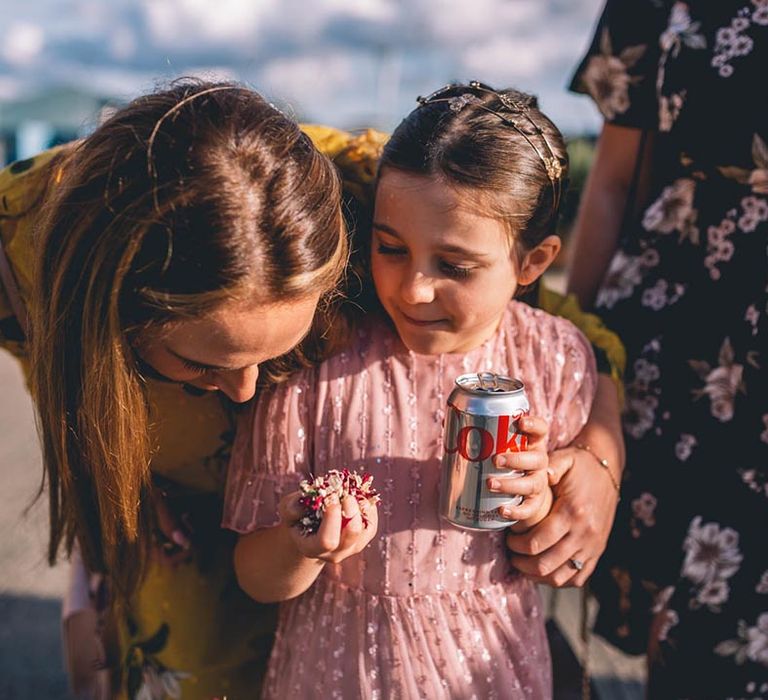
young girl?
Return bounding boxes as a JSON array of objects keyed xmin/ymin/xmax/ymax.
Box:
[{"xmin": 225, "ymin": 82, "xmax": 597, "ymax": 698}]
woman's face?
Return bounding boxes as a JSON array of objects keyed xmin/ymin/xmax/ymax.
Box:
[
  {"xmin": 371, "ymin": 170, "xmax": 522, "ymax": 355},
  {"xmin": 133, "ymin": 294, "xmax": 320, "ymax": 403}
]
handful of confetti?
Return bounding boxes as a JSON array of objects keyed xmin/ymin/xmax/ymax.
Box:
[{"xmin": 297, "ymin": 468, "xmax": 380, "ymax": 536}]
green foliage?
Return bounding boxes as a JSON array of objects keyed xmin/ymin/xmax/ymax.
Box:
[{"xmin": 558, "ymin": 135, "xmax": 596, "ymax": 242}]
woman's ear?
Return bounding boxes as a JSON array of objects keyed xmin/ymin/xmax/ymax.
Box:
[{"xmin": 517, "ymin": 235, "xmax": 562, "ymax": 286}]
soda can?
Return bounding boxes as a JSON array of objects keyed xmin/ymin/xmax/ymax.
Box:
[{"xmin": 439, "ymin": 372, "xmax": 530, "ymax": 531}]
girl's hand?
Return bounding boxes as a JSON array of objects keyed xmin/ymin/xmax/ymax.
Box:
[
  {"xmin": 279, "ymin": 491, "xmax": 379, "ymax": 564},
  {"xmin": 488, "ymin": 415, "xmax": 551, "ymax": 526},
  {"xmin": 505, "ymin": 445, "xmax": 620, "ymax": 587}
]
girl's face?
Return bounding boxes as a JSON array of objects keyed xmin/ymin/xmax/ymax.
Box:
[
  {"xmin": 133, "ymin": 294, "xmax": 320, "ymax": 403},
  {"xmin": 372, "ymin": 170, "xmax": 525, "ymax": 355}
]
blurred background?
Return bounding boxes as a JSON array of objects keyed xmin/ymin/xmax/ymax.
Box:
[{"xmin": 0, "ymin": 1, "xmax": 643, "ymax": 698}]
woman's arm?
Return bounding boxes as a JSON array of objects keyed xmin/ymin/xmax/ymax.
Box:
[
  {"xmin": 505, "ymin": 374, "xmax": 624, "ymax": 587},
  {"xmin": 566, "ymin": 122, "xmax": 655, "ymax": 309},
  {"xmin": 502, "ymin": 123, "xmax": 654, "ymax": 586}
]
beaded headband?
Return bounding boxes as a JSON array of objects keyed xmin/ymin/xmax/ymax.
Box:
[{"xmin": 416, "ymin": 81, "xmax": 565, "ymax": 212}]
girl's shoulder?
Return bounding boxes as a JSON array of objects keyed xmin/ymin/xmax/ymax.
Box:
[
  {"xmin": 321, "ymin": 316, "xmax": 401, "ymax": 369},
  {"xmin": 506, "ymin": 298, "xmax": 589, "ymax": 339},
  {"xmin": 504, "ymin": 300, "xmax": 596, "ymax": 368},
  {"xmin": 504, "ymin": 301, "xmax": 598, "ymax": 449}
]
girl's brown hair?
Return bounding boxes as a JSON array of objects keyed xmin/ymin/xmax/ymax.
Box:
[
  {"xmin": 340, "ymin": 84, "xmax": 569, "ymax": 321},
  {"xmin": 30, "ymin": 80, "xmax": 346, "ymax": 601},
  {"xmin": 379, "ymin": 83, "xmax": 569, "ymax": 256}
]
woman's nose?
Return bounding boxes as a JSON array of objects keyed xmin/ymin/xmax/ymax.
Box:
[{"xmin": 212, "ymin": 365, "xmax": 260, "ymax": 403}]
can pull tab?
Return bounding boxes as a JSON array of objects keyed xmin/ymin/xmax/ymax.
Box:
[{"xmin": 477, "ymin": 372, "xmax": 498, "ymax": 391}]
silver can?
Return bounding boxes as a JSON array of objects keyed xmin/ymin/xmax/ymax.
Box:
[{"xmin": 439, "ymin": 372, "xmax": 530, "ymax": 531}]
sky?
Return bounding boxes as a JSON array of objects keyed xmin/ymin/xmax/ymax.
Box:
[{"xmin": 0, "ymin": 0, "xmax": 606, "ymax": 135}]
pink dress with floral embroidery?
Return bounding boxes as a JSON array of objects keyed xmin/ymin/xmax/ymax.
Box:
[{"xmin": 224, "ymin": 301, "xmax": 596, "ymax": 699}]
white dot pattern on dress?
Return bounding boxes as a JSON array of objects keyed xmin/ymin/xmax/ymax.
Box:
[{"xmin": 223, "ymin": 301, "xmax": 597, "ymax": 699}]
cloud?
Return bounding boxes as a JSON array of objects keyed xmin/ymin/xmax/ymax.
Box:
[
  {"xmin": 142, "ymin": 0, "xmax": 277, "ymax": 47},
  {"xmin": 426, "ymin": 0, "xmax": 544, "ymax": 44},
  {"xmin": 2, "ymin": 22, "xmax": 45, "ymax": 66}
]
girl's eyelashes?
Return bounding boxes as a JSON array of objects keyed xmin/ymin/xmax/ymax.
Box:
[
  {"xmin": 375, "ymin": 236, "xmax": 475, "ymax": 279},
  {"xmin": 439, "ymin": 261, "xmax": 474, "ymax": 279},
  {"xmin": 376, "ymin": 242, "xmax": 407, "ymax": 256}
]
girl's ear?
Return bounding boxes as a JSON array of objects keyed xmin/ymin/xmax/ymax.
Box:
[{"xmin": 517, "ymin": 235, "xmax": 561, "ymax": 286}]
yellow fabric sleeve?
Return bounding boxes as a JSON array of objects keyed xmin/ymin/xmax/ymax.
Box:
[{"xmin": 0, "ymin": 147, "xmax": 68, "ymax": 369}]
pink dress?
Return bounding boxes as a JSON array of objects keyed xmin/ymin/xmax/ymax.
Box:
[{"xmin": 224, "ymin": 301, "xmax": 597, "ymax": 699}]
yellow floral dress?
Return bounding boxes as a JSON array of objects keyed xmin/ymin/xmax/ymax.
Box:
[{"xmin": 0, "ymin": 127, "xmax": 624, "ymax": 699}]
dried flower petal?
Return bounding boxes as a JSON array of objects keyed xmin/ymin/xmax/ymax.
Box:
[{"xmin": 297, "ymin": 469, "xmax": 381, "ymax": 536}]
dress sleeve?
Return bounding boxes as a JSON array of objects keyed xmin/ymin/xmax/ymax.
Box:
[
  {"xmin": 544, "ymin": 319, "xmax": 599, "ymax": 451},
  {"xmin": 569, "ymin": 0, "xmax": 667, "ymax": 128},
  {"xmin": 222, "ymin": 370, "xmax": 317, "ymax": 533}
]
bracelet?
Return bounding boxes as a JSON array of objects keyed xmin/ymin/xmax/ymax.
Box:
[{"xmin": 574, "ymin": 442, "xmax": 621, "ymax": 498}]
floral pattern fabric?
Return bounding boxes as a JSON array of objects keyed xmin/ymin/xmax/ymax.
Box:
[{"xmin": 572, "ymin": 1, "xmax": 768, "ymax": 697}]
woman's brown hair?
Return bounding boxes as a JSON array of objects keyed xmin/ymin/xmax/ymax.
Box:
[{"xmin": 30, "ymin": 80, "xmax": 346, "ymax": 601}]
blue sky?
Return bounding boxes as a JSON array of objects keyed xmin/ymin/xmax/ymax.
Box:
[{"xmin": 0, "ymin": 0, "xmax": 606, "ymax": 134}]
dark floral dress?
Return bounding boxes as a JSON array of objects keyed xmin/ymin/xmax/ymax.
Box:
[{"xmin": 571, "ymin": 1, "xmax": 768, "ymax": 697}]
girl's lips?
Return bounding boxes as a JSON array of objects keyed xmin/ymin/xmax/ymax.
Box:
[{"xmin": 400, "ymin": 311, "xmax": 447, "ymax": 327}]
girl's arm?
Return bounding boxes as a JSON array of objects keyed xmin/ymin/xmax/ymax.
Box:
[
  {"xmin": 566, "ymin": 122, "xmax": 655, "ymax": 309},
  {"xmin": 234, "ymin": 491, "xmax": 378, "ymax": 604}
]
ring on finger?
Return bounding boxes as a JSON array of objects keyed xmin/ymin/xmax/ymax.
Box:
[{"xmin": 568, "ymin": 557, "xmax": 584, "ymax": 572}]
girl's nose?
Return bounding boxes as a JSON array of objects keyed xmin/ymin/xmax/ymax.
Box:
[
  {"xmin": 212, "ymin": 364, "xmax": 260, "ymax": 403},
  {"xmin": 400, "ymin": 269, "xmax": 436, "ymax": 305}
]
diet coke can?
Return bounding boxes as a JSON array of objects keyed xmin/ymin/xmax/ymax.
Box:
[{"xmin": 439, "ymin": 372, "xmax": 530, "ymax": 531}]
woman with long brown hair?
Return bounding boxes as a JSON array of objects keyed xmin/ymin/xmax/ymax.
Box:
[{"xmin": 3, "ymin": 79, "xmax": 347, "ymax": 698}]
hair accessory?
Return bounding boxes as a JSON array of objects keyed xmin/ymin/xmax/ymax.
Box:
[
  {"xmin": 417, "ymin": 92, "xmax": 482, "ymax": 113},
  {"xmin": 494, "ymin": 90, "xmax": 535, "ymax": 113},
  {"xmin": 448, "ymin": 94, "xmax": 482, "ymax": 112},
  {"xmin": 574, "ymin": 442, "xmax": 621, "ymax": 497},
  {"xmin": 416, "ymin": 80, "xmax": 565, "ymax": 212}
]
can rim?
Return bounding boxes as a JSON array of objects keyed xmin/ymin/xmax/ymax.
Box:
[{"xmin": 454, "ymin": 372, "xmax": 525, "ymax": 394}]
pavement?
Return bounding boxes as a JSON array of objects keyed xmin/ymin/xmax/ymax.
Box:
[
  {"xmin": 0, "ymin": 344, "xmax": 645, "ymax": 700},
  {"xmin": 0, "ymin": 351, "xmax": 70, "ymax": 698}
]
